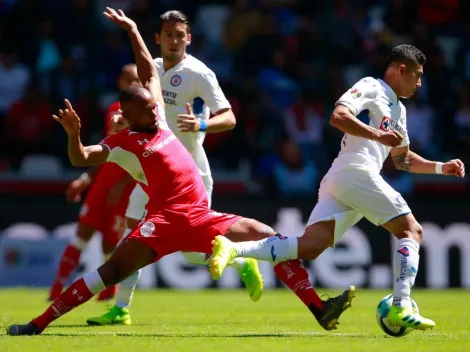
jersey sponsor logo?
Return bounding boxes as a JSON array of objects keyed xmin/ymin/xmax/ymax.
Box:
[
  {"xmin": 170, "ymin": 75, "xmax": 182, "ymax": 87},
  {"xmin": 397, "ymin": 246, "xmax": 410, "ymax": 257},
  {"xmin": 142, "ymin": 133, "xmax": 177, "ymax": 157},
  {"xmin": 350, "ymin": 88, "xmax": 361, "ymax": 98},
  {"xmin": 162, "ymin": 90, "xmax": 177, "ymax": 105},
  {"xmin": 380, "ymin": 116, "xmax": 392, "ymax": 131},
  {"xmin": 140, "ymin": 222, "xmax": 155, "ymax": 237}
]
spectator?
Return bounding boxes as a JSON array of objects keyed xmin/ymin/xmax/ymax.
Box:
[
  {"xmin": 283, "ymin": 90, "xmax": 326, "ymax": 166},
  {"xmin": 0, "ymin": 49, "xmax": 30, "ymax": 120},
  {"xmin": 3, "ymin": 83, "xmax": 53, "ymax": 168},
  {"xmin": 268, "ymin": 138, "xmax": 319, "ymax": 196}
]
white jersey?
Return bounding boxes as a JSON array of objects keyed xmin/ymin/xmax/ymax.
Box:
[
  {"xmin": 328, "ymin": 77, "xmax": 410, "ymax": 175},
  {"xmin": 154, "ymin": 55, "xmax": 231, "ymax": 176}
]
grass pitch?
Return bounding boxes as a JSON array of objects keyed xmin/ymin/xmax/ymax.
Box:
[{"xmin": 0, "ymin": 289, "xmax": 469, "ymax": 352}]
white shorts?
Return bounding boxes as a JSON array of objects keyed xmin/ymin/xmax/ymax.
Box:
[
  {"xmin": 125, "ymin": 174, "xmax": 214, "ymax": 221},
  {"xmin": 307, "ymin": 168, "xmax": 411, "ymax": 243}
]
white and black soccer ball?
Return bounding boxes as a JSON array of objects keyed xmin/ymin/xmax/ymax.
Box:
[{"xmin": 376, "ymin": 294, "xmax": 419, "ymax": 337}]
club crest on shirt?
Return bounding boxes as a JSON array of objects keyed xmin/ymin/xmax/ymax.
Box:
[
  {"xmin": 140, "ymin": 222, "xmax": 155, "ymax": 237},
  {"xmin": 350, "ymin": 88, "xmax": 361, "ymax": 98},
  {"xmin": 380, "ymin": 116, "xmax": 392, "ymax": 131},
  {"xmin": 170, "ymin": 75, "xmax": 182, "ymax": 87}
]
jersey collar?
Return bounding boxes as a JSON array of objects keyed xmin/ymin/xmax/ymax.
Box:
[
  {"xmin": 162, "ymin": 54, "xmax": 190, "ymax": 74},
  {"xmin": 377, "ymin": 78, "xmax": 399, "ymax": 105}
]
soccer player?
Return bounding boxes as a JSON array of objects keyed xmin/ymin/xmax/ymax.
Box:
[
  {"xmin": 7, "ymin": 8, "xmax": 354, "ymax": 336},
  {"xmin": 209, "ymin": 44, "xmax": 466, "ymax": 331},
  {"xmin": 86, "ymin": 10, "xmax": 262, "ymax": 325},
  {"xmin": 48, "ymin": 64, "xmax": 140, "ymax": 301}
]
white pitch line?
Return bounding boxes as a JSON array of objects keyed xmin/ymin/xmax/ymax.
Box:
[{"xmin": 42, "ymin": 331, "xmax": 374, "ymax": 337}]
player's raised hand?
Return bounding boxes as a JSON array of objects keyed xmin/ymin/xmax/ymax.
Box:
[
  {"xmin": 52, "ymin": 99, "xmax": 81, "ymax": 135},
  {"xmin": 66, "ymin": 177, "xmax": 90, "ymax": 203},
  {"xmin": 177, "ymin": 103, "xmax": 201, "ymax": 132},
  {"xmin": 103, "ymin": 7, "xmax": 136, "ymax": 31},
  {"xmin": 377, "ymin": 130, "xmax": 403, "ymax": 147},
  {"xmin": 109, "ymin": 109, "xmax": 128, "ymax": 135},
  {"xmin": 443, "ymin": 159, "xmax": 465, "ymax": 178}
]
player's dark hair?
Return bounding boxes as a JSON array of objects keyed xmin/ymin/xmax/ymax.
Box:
[
  {"xmin": 385, "ymin": 44, "xmax": 426, "ymax": 70},
  {"xmin": 157, "ymin": 10, "xmax": 191, "ymax": 33}
]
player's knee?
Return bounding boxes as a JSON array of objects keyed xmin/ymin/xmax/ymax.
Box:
[
  {"xmin": 97, "ymin": 260, "xmax": 131, "ymax": 287},
  {"xmin": 76, "ymin": 223, "xmax": 95, "ymax": 242},
  {"xmin": 408, "ymin": 221, "xmax": 423, "ymax": 243},
  {"xmin": 246, "ymin": 218, "xmax": 276, "ymax": 239},
  {"xmin": 225, "ymin": 218, "xmax": 276, "ymax": 242},
  {"xmin": 101, "ymin": 240, "xmax": 117, "ymax": 255}
]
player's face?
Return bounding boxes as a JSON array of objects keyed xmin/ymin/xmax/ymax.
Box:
[
  {"xmin": 400, "ymin": 64, "xmax": 423, "ymax": 98},
  {"xmin": 122, "ymin": 95, "xmax": 159, "ymax": 133},
  {"xmin": 155, "ymin": 21, "xmax": 191, "ymax": 63}
]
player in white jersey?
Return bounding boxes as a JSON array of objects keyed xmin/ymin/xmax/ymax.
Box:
[
  {"xmin": 209, "ymin": 45, "xmax": 465, "ymax": 331},
  {"xmin": 86, "ymin": 10, "xmax": 263, "ymax": 326}
]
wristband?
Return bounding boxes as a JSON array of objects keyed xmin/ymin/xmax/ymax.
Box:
[
  {"xmin": 79, "ymin": 172, "xmax": 91, "ymax": 183},
  {"xmin": 198, "ymin": 119, "xmax": 207, "ymax": 132},
  {"xmin": 435, "ymin": 162, "xmax": 444, "ymax": 174}
]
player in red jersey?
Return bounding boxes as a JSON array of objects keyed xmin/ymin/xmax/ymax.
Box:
[
  {"xmin": 48, "ymin": 64, "xmax": 140, "ymax": 301},
  {"xmin": 7, "ymin": 8, "xmax": 354, "ymax": 335}
]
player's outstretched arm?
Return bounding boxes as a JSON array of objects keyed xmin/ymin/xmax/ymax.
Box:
[
  {"xmin": 177, "ymin": 104, "xmax": 236, "ymax": 133},
  {"xmin": 103, "ymin": 8, "xmax": 163, "ymax": 107},
  {"xmin": 331, "ymin": 105, "xmax": 403, "ymax": 147},
  {"xmin": 180, "ymin": 69, "xmax": 236, "ymax": 133},
  {"xmin": 390, "ymin": 145, "xmax": 465, "ymax": 177},
  {"xmin": 52, "ymin": 99, "xmax": 109, "ymax": 167}
]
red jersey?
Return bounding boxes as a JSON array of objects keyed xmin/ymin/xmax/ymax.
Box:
[
  {"xmin": 101, "ymin": 106, "xmax": 208, "ymax": 213},
  {"xmin": 93, "ymin": 101, "xmax": 129, "ymax": 191}
]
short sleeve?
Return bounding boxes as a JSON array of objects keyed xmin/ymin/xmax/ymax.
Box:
[
  {"xmin": 336, "ymin": 78, "xmax": 379, "ymax": 116},
  {"xmin": 100, "ymin": 133, "xmax": 122, "ymax": 163},
  {"xmin": 194, "ymin": 69, "xmax": 231, "ymax": 114},
  {"xmin": 398, "ymin": 104, "xmax": 410, "ymax": 147}
]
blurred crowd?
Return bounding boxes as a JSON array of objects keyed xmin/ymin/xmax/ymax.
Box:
[{"xmin": 1, "ymin": 0, "xmax": 470, "ymax": 196}]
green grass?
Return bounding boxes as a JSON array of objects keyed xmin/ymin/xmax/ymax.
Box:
[{"xmin": 0, "ymin": 289, "xmax": 469, "ymax": 352}]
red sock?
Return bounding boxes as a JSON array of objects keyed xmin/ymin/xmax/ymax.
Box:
[
  {"xmin": 33, "ymin": 278, "xmax": 94, "ymax": 331},
  {"xmin": 49, "ymin": 245, "xmax": 82, "ymax": 300},
  {"xmin": 97, "ymin": 285, "xmax": 117, "ymax": 301},
  {"xmin": 56, "ymin": 244, "xmax": 82, "ymax": 283},
  {"xmin": 274, "ymin": 259, "xmax": 324, "ymax": 318}
]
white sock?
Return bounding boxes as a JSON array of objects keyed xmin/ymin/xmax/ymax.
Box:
[
  {"xmin": 233, "ymin": 235, "xmax": 298, "ymax": 264},
  {"xmin": 393, "ymin": 238, "xmax": 420, "ymax": 308},
  {"xmin": 70, "ymin": 235, "xmax": 87, "ymax": 250},
  {"xmin": 181, "ymin": 252, "xmax": 247, "ymax": 270},
  {"xmin": 83, "ymin": 270, "xmax": 106, "ymax": 294},
  {"xmin": 115, "ymin": 269, "xmax": 141, "ymax": 308}
]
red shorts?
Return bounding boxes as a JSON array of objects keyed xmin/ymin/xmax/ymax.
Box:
[
  {"xmin": 127, "ymin": 207, "xmax": 242, "ymax": 261},
  {"xmin": 78, "ymin": 177, "xmax": 135, "ymax": 246}
]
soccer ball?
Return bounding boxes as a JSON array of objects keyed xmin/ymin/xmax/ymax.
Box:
[{"xmin": 376, "ymin": 294, "xmax": 419, "ymax": 337}]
